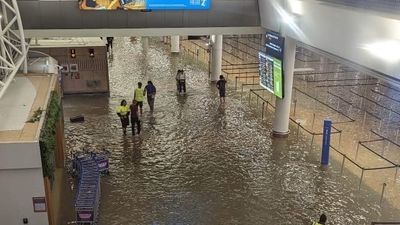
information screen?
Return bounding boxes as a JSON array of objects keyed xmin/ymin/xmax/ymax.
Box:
[
  {"xmin": 79, "ymin": 0, "xmax": 211, "ymax": 10},
  {"xmin": 259, "ymin": 31, "xmax": 285, "ymax": 99}
]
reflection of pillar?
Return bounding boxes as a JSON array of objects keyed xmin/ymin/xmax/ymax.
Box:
[
  {"xmin": 171, "ymin": 35, "xmax": 180, "ymax": 53},
  {"xmin": 272, "ymin": 36, "xmax": 296, "ymax": 137},
  {"xmin": 211, "ymin": 34, "xmax": 223, "ymax": 82},
  {"xmin": 261, "ymin": 33, "xmax": 266, "ymax": 46},
  {"xmin": 142, "ymin": 36, "xmax": 149, "ymax": 50}
]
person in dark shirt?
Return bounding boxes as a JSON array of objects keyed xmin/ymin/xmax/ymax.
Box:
[
  {"xmin": 106, "ymin": 37, "xmax": 114, "ymax": 52},
  {"xmin": 144, "ymin": 81, "xmax": 157, "ymax": 112},
  {"xmin": 216, "ymin": 75, "xmax": 227, "ymax": 104},
  {"xmin": 130, "ymin": 100, "xmax": 141, "ymax": 135}
]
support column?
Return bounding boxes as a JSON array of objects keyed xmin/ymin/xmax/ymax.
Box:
[
  {"xmin": 171, "ymin": 35, "xmax": 180, "ymax": 53},
  {"xmin": 272, "ymin": 36, "xmax": 296, "ymax": 137},
  {"xmin": 211, "ymin": 34, "xmax": 223, "ymax": 82},
  {"xmin": 11, "ymin": 0, "xmax": 28, "ymax": 74}
]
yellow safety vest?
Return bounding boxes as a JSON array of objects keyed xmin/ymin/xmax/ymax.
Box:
[
  {"xmin": 134, "ymin": 88, "xmax": 144, "ymax": 102},
  {"xmin": 116, "ymin": 105, "xmax": 130, "ymax": 116}
]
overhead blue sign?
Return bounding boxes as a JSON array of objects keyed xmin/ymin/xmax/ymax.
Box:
[
  {"xmin": 80, "ymin": 0, "xmax": 211, "ymax": 10},
  {"xmin": 265, "ymin": 31, "xmax": 285, "ymax": 60},
  {"xmin": 148, "ymin": 0, "xmax": 211, "ymax": 10}
]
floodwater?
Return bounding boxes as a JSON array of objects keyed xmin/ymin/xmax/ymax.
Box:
[{"xmin": 63, "ymin": 37, "xmax": 399, "ymax": 225}]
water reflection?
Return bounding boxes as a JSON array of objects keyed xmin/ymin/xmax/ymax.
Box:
[{"xmin": 62, "ymin": 37, "xmax": 399, "ymax": 225}]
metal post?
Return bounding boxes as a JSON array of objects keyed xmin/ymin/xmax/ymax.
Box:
[
  {"xmin": 262, "ymin": 102, "xmax": 265, "ymax": 120},
  {"xmin": 338, "ymin": 131, "xmax": 342, "ymax": 150},
  {"xmin": 355, "ymin": 142, "xmax": 360, "ymax": 160},
  {"xmin": 311, "ymin": 113, "xmax": 316, "ymax": 131},
  {"xmin": 359, "ymin": 169, "xmax": 364, "ymax": 190},
  {"xmin": 248, "ymin": 91, "xmax": 251, "ymax": 105},
  {"xmin": 297, "ymin": 123, "xmax": 301, "ymax": 139},
  {"xmin": 241, "ymin": 85, "xmax": 244, "ymax": 101},
  {"xmin": 384, "ymin": 142, "xmax": 391, "ymax": 156},
  {"xmin": 362, "ymin": 111, "xmax": 367, "ymax": 129},
  {"xmin": 256, "ymin": 95, "xmax": 259, "ymax": 109},
  {"xmin": 340, "ymin": 155, "xmax": 346, "ymax": 175},
  {"xmin": 235, "ymin": 77, "xmax": 238, "ymax": 90},
  {"xmin": 293, "ymin": 99, "xmax": 297, "ymax": 116},
  {"xmin": 394, "ymin": 166, "xmax": 399, "ymax": 182},
  {"xmin": 311, "ymin": 134, "xmax": 315, "ymax": 146},
  {"xmin": 380, "ymin": 183, "xmax": 387, "ymax": 206}
]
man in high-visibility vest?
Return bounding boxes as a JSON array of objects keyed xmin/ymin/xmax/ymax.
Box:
[
  {"xmin": 134, "ymin": 82, "xmax": 144, "ymax": 115},
  {"xmin": 312, "ymin": 214, "xmax": 327, "ymax": 225}
]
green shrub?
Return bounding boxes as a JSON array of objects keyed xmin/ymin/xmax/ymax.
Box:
[{"xmin": 39, "ymin": 91, "xmax": 60, "ymax": 181}]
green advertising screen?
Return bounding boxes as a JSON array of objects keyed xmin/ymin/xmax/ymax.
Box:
[
  {"xmin": 258, "ymin": 52, "xmax": 284, "ymax": 98},
  {"xmin": 258, "ymin": 31, "xmax": 285, "ymax": 98}
]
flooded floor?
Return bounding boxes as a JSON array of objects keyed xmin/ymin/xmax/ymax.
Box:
[{"xmin": 63, "ymin": 37, "xmax": 399, "ymax": 225}]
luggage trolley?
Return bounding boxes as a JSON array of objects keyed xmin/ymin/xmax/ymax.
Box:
[
  {"xmin": 72, "ymin": 148, "xmax": 110, "ymax": 224},
  {"xmin": 74, "ymin": 154, "xmax": 101, "ymax": 225}
]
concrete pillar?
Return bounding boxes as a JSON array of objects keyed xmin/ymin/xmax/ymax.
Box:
[
  {"xmin": 171, "ymin": 35, "xmax": 180, "ymax": 53},
  {"xmin": 272, "ymin": 36, "xmax": 296, "ymax": 137},
  {"xmin": 211, "ymin": 34, "xmax": 223, "ymax": 82}
]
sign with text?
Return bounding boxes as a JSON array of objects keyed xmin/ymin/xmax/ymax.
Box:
[
  {"xmin": 79, "ymin": 0, "xmax": 211, "ymax": 10},
  {"xmin": 259, "ymin": 31, "xmax": 285, "ymax": 99},
  {"xmin": 32, "ymin": 197, "xmax": 46, "ymax": 213}
]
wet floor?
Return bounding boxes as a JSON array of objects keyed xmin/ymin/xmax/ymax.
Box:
[{"xmin": 63, "ymin": 37, "xmax": 399, "ymax": 225}]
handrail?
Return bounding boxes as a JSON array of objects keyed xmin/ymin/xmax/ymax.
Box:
[
  {"xmin": 242, "ymin": 84, "xmax": 399, "ymax": 193},
  {"xmin": 371, "ymin": 222, "xmax": 400, "ymax": 225},
  {"xmin": 294, "ymin": 87, "xmax": 355, "ymax": 122}
]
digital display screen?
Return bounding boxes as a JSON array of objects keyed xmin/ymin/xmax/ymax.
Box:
[
  {"xmin": 79, "ymin": 0, "xmax": 211, "ymax": 10},
  {"xmin": 259, "ymin": 31, "xmax": 284, "ymax": 99}
]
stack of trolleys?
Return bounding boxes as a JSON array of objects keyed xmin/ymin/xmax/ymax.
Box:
[
  {"xmin": 92, "ymin": 149, "xmax": 110, "ymax": 175},
  {"xmin": 74, "ymin": 154, "xmax": 101, "ymax": 225}
]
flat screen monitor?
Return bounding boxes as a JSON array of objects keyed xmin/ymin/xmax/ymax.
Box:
[
  {"xmin": 259, "ymin": 31, "xmax": 285, "ymax": 99},
  {"xmin": 79, "ymin": 0, "xmax": 211, "ymax": 10}
]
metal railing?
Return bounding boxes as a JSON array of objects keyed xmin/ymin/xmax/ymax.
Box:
[{"xmin": 371, "ymin": 222, "xmax": 400, "ymax": 225}]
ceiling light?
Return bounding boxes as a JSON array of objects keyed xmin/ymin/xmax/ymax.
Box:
[
  {"xmin": 289, "ymin": 0, "xmax": 303, "ymax": 15},
  {"xmin": 363, "ymin": 40, "xmax": 400, "ymax": 63}
]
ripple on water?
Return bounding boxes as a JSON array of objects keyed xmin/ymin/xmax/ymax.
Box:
[{"xmin": 62, "ymin": 37, "xmax": 399, "ymax": 225}]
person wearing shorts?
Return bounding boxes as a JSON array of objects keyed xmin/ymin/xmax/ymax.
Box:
[{"xmin": 216, "ymin": 75, "xmax": 227, "ymax": 104}]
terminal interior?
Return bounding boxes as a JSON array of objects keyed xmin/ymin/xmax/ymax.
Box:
[{"xmin": 0, "ymin": 1, "xmax": 400, "ymax": 225}]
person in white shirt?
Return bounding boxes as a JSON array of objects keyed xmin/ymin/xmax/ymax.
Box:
[{"xmin": 176, "ymin": 69, "xmax": 186, "ymax": 94}]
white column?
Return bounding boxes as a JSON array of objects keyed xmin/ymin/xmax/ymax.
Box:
[
  {"xmin": 272, "ymin": 36, "xmax": 296, "ymax": 137},
  {"xmin": 171, "ymin": 35, "xmax": 180, "ymax": 53},
  {"xmin": 211, "ymin": 34, "xmax": 223, "ymax": 82}
]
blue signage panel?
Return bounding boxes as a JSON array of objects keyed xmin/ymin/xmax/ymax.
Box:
[
  {"xmin": 265, "ymin": 31, "xmax": 285, "ymax": 60},
  {"xmin": 321, "ymin": 119, "xmax": 332, "ymax": 166},
  {"xmin": 148, "ymin": 0, "xmax": 211, "ymax": 9},
  {"xmin": 80, "ymin": 0, "xmax": 211, "ymax": 10}
]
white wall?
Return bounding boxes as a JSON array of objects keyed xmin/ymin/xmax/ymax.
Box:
[
  {"xmin": 0, "ymin": 142, "xmax": 48, "ymax": 225},
  {"xmin": 258, "ymin": 0, "xmax": 400, "ymax": 80}
]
